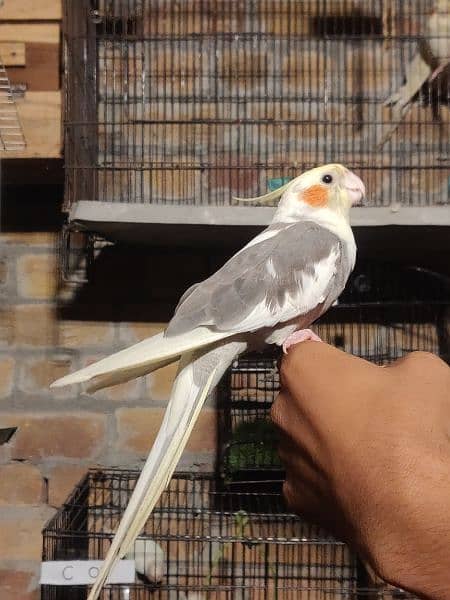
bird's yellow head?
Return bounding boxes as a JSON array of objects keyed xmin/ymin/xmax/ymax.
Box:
[
  {"xmin": 234, "ymin": 164, "xmax": 366, "ymax": 222},
  {"xmin": 284, "ymin": 164, "xmax": 366, "ymax": 218}
]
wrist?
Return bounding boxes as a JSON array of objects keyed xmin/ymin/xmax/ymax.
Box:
[{"xmin": 354, "ymin": 453, "xmax": 450, "ymax": 599}]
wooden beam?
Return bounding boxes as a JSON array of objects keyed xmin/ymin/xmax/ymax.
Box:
[
  {"xmin": 7, "ymin": 42, "xmax": 60, "ymax": 90},
  {"xmin": 0, "ymin": 0, "xmax": 62, "ymax": 21},
  {"xmin": 0, "ymin": 25, "xmax": 60, "ymax": 90},
  {"xmin": 0, "ymin": 91, "xmax": 62, "ymax": 158},
  {"xmin": 0, "ymin": 41, "xmax": 25, "ymax": 66},
  {"xmin": 0, "ymin": 24, "xmax": 59, "ymax": 45}
]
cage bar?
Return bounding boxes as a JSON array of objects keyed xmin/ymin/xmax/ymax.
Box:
[
  {"xmin": 42, "ymin": 470, "xmax": 418, "ymax": 599},
  {"xmin": 64, "ymin": 0, "xmax": 449, "ymax": 211}
]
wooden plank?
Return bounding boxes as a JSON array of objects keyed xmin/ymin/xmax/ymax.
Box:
[
  {"xmin": 0, "ymin": 0, "xmax": 62, "ymax": 21},
  {"xmin": 7, "ymin": 42, "xmax": 59, "ymax": 90},
  {"xmin": 0, "ymin": 91, "xmax": 62, "ymax": 158},
  {"xmin": 0, "ymin": 24, "xmax": 59, "ymax": 45},
  {"xmin": 0, "ymin": 41, "xmax": 25, "ymax": 65}
]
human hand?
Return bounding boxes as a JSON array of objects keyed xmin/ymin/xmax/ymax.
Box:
[{"xmin": 271, "ymin": 342, "xmax": 450, "ymax": 600}]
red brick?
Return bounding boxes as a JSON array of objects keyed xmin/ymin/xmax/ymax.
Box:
[
  {"xmin": 146, "ymin": 361, "xmax": 179, "ymax": 401},
  {"xmin": 1, "ymin": 413, "xmax": 107, "ymax": 460},
  {"xmin": 0, "ymin": 463, "xmax": 44, "ymax": 506},
  {"xmin": 0, "ymin": 260, "xmax": 7, "ymax": 285},
  {"xmin": 0, "ymin": 357, "xmax": 15, "ymax": 398},
  {"xmin": 20, "ymin": 357, "xmax": 72, "ymax": 394},
  {"xmin": 14, "ymin": 304, "xmax": 56, "ymax": 347},
  {"xmin": 116, "ymin": 407, "xmax": 163, "ymax": 454},
  {"xmin": 0, "ymin": 508, "xmax": 54, "ymax": 561},
  {"xmin": 186, "ymin": 408, "xmax": 217, "ymax": 452},
  {"xmin": 115, "ymin": 407, "xmax": 216, "ymax": 455},
  {"xmin": 58, "ymin": 320, "xmax": 115, "ymax": 348},
  {"xmin": 16, "ymin": 254, "xmax": 57, "ymax": 300},
  {"xmin": 46, "ymin": 464, "xmax": 87, "ymax": 507},
  {"xmin": 0, "ymin": 568, "xmax": 39, "ymax": 600},
  {"xmin": 103, "ymin": 379, "xmax": 142, "ymax": 402},
  {"xmin": 118, "ymin": 322, "xmax": 165, "ymax": 345},
  {"xmin": 0, "ymin": 309, "xmax": 14, "ymax": 346}
]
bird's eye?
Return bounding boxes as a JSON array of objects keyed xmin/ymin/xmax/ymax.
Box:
[{"xmin": 322, "ymin": 174, "xmax": 333, "ymax": 184}]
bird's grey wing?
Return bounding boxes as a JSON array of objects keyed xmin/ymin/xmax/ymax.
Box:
[{"xmin": 165, "ymin": 222, "xmax": 352, "ymax": 337}]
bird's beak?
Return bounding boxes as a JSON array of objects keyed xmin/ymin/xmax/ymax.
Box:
[{"xmin": 344, "ymin": 171, "xmax": 366, "ymax": 206}]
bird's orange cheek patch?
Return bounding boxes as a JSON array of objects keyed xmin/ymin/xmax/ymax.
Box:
[{"xmin": 301, "ymin": 184, "xmax": 328, "ymax": 207}]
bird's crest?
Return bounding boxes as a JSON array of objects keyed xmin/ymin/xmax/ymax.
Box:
[{"xmin": 232, "ymin": 177, "xmax": 299, "ymax": 204}]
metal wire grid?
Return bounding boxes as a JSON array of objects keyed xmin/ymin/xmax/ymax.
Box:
[
  {"xmin": 0, "ymin": 60, "xmax": 26, "ymax": 151},
  {"xmin": 64, "ymin": 0, "xmax": 449, "ymax": 209},
  {"xmin": 42, "ymin": 470, "xmax": 418, "ymax": 599},
  {"xmin": 218, "ymin": 264, "xmax": 450, "ymax": 480}
]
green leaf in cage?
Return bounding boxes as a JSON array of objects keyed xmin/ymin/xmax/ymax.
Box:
[
  {"xmin": 227, "ymin": 419, "xmax": 281, "ymax": 471},
  {"xmin": 267, "ymin": 177, "xmax": 292, "ymax": 192}
]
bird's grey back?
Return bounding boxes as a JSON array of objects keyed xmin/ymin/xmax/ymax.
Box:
[{"xmin": 165, "ymin": 221, "xmax": 353, "ymax": 337}]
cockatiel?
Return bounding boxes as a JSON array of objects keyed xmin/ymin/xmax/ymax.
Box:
[
  {"xmin": 378, "ymin": 0, "xmax": 449, "ymax": 147},
  {"xmin": 51, "ymin": 163, "xmax": 365, "ymax": 600},
  {"xmin": 124, "ymin": 538, "xmax": 165, "ymax": 584}
]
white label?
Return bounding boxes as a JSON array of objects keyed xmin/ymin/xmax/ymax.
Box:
[{"xmin": 40, "ymin": 560, "xmax": 136, "ymax": 585}]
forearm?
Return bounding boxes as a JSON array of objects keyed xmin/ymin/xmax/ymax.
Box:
[{"xmin": 370, "ymin": 460, "xmax": 450, "ymax": 600}]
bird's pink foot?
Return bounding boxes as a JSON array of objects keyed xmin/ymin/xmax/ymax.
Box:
[
  {"xmin": 282, "ymin": 329, "xmax": 322, "ymax": 354},
  {"xmin": 430, "ymin": 64, "xmax": 446, "ymax": 82}
]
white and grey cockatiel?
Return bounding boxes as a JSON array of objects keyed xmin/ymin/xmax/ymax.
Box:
[
  {"xmin": 125, "ymin": 538, "xmax": 165, "ymax": 584},
  {"xmin": 51, "ymin": 163, "xmax": 366, "ymax": 600},
  {"xmin": 378, "ymin": 0, "xmax": 449, "ymax": 147}
]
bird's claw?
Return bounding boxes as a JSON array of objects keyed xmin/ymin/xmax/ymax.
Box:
[
  {"xmin": 282, "ymin": 329, "xmax": 322, "ymax": 354},
  {"xmin": 429, "ymin": 64, "xmax": 446, "ymax": 82}
]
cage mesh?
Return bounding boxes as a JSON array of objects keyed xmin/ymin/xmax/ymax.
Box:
[
  {"xmin": 217, "ymin": 263, "xmax": 450, "ymax": 482},
  {"xmin": 42, "ymin": 470, "xmax": 418, "ymax": 599},
  {"xmin": 64, "ymin": 0, "xmax": 449, "ymax": 209}
]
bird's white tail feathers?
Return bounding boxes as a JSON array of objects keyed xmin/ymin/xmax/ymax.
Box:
[
  {"xmin": 50, "ymin": 328, "xmax": 231, "ymax": 392},
  {"xmin": 87, "ymin": 340, "xmax": 246, "ymax": 600}
]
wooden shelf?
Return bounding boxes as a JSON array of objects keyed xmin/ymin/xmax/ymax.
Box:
[
  {"xmin": 66, "ymin": 202, "xmax": 450, "ymax": 271},
  {"xmin": 0, "ymin": 0, "xmax": 62, "ymax": 21}
]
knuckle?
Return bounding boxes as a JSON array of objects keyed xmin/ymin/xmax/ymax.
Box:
[
  {"xmin": 401, "ymin": 352, "xmax": 450, "ymax": 385},
  {"xmin": 404, "ymin": 350, "xmax": 442, "ymax": 367}
]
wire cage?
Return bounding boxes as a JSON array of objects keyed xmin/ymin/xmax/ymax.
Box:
[
  {"xmin": 42, "ymin": 469, "xmax": 418, "ymax": 599},
  {"xmin": 217, "ymin": 263, "xmax": 450, "ymax": 486},
  {"xmin": 64, "ymin": 0, "xmax": 449, "ymax": 211}
]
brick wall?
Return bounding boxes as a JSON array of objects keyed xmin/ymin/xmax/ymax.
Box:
[{"xmin": 0, "ymin": 229, "xmax": 220, "ymax": 599}]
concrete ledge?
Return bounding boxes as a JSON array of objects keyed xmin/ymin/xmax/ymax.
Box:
[{"xmin": 70, "ymin": 201, "xmax": 450, "ymax": 229}]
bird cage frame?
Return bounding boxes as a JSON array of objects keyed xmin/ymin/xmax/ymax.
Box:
[
  {"xmin": 41, "ymin": 469, "xmax": 418, "ymax": 599},
  {"xmin": 63, "ymin": 0, "xmax": 449, "ymax": 210}
]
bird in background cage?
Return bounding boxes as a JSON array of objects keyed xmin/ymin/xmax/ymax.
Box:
[
  {"xmin": 124, "ymin": 538, "xmax": 165, "ymax": 585},
  {"xmin": 103, "ymin": 521, "xmax": 166, "ymax": 585},
  {"xmin": 378, "ymin": 0, "xmax": 449, "ymax": 147},
  {"xmin": 50, "ymin": 164, "xmax": 366, "ymax": 600}
]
